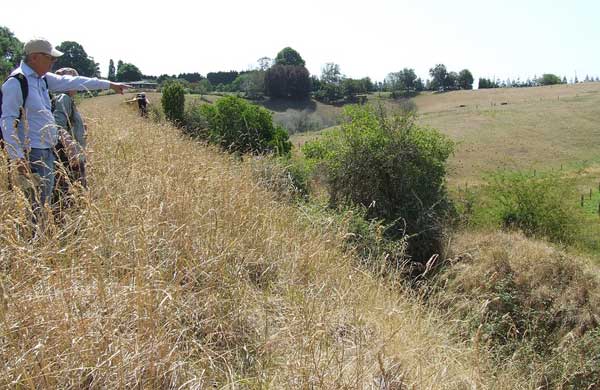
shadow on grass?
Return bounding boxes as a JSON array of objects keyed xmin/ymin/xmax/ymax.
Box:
[{"xmin": 261, "ymin": 98, "xmax": 317, "ymax": 113}]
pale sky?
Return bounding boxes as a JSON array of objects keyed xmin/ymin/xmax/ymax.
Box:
[{"xmin": 2, "ymin": 0, "xmax": 599, "ymax": 83}]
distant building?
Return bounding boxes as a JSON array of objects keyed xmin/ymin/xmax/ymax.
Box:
[{"xmin": 128, "ymin": 80, "xmax": 158, "ymax": 90}]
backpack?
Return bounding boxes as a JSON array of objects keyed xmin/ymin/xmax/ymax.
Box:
[
  {"xmin": 1, "ymin": 72, "xmax": 49, "ymax": 190},
  {"xmin": 0, "ymin": 73, "xmax": 50, "ymax": 145}
]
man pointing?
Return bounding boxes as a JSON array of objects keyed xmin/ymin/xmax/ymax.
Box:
[{"xmin": 0, "ymin": 38, "xmax": 128, "ymax": 213}]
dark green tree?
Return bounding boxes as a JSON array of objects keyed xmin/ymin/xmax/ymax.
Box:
[
  {"xmin": 446, "ymin": 71, "xmax": 459, "ymax": 90},
  {"xmin": 415, "ymin": 78, "xmax": 424, "ymax": 91},
  {"xmin": 0, "ymin": 26, "xmax": 23, "ymax": 79},
  {"xmin": 108, "ymin": 59, "xmax": 116, "ymax": 81},
  {"xmin": 177, "ymin": 72, "xmax": 204, "ymax": 83},
  {"xmin": 54, "ymin": 41, "xmax": 99, "ymax": 77},
  {"xmin": 274, "ymin": 47, "xmax": 305, "ymax": 66},
  {"xmin": 539, "ymin": 74, "xmax": 561, "ymax": 86},
  {"xmin": 429, "ymin": 64, "xmax": 448, "ymax": 91},
  {"xmin": 206, "ymin": 71, "xmax": 239, "ymax": 86},
  {"xmin": 457, "ymin": 69, "xmax": 474, "ymax": 90},
  {"xmin": 161, "ymin": 80, "xmax": 185, "ymax": 125},
  {"xmin": 386, "ymin": 69, "xmax": 418, "ymax": 93},
  {"xmin": 116, "ymin": 63, "xmax": 142, "ymax": 82},
  {"xmin": 265, "ymin": 64, "xmax": 310, "ymax": 99},
  {"xmin": 321, "ymin": 63, "xmax": 342, "ymax": 84},
  {"xmin": 399, "ymin": 68, "xmax": 417, "ymax": 92}
]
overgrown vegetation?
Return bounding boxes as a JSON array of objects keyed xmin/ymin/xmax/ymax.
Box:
[
  {"xmin": 2, "ymin": 93, "xmax": 535, "ymax": 388},
  {"xmin": 161, "ymin": 80, "xmax": 185, "ymax": 124},
  {"xmin": 437, "ymin": 232, "xmax": 600, "ymax": 389},
  {"xmin": 302, "ymin": 104, "xmax": 454, "ymax": 263},
  {"xmin": 483, "ymin": 172, "xmax": 583, "ymax": 244},
  {"xmin": 197, "ymin": 96, "xmax": 292, "ymax": 156}
]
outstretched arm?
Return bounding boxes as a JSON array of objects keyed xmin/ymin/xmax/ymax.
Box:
[{"xmin": 46, "ymin": 73, "xmax": 130, "ymax": 94}]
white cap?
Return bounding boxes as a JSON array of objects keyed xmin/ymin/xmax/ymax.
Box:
[{"xmin": 24, "ymin": 38, "xmax": 63, "ymax": 57}]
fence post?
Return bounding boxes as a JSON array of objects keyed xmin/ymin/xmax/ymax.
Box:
[
  {"xmin": 590, "ymin": 189, "xmax": 593, "ymax": 199},
  {"xmin": 581, "ymin": 195, "xmax": 584, "ymax": 207}
]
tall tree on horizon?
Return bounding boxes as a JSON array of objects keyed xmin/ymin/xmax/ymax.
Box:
[
  {"xmin": 429, "ymin": 64, "xmax": 448, "ymax": 91},
  {"xmin": 0, "ymin": 26, "xmax": 23, "ymax": 79},
  {"xmin": 116, "ymin": 62, "xmax": 142, "ymax": 82},
  {"xmin": 274, "ymin": 47, "xmax": 305, "ymax": 67},
  {"xmin": 54, "ymin": 41, "xmax": 99, "ymax": 77},
  {"xmin": 458, "ymin": 69, "xmax": 474, "ymax": 90}
]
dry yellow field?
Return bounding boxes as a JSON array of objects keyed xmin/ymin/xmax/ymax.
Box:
[
  {"xmin": 0, "ymin": 94, "xmax": 542, "ymax": 388},
  {"xmin": 416, "ymin": 83, "xmax": 600, "ymax": 183}
]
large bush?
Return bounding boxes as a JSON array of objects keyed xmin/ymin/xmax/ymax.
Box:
[
  {"xmin": 302, "ymin": 104, "xmax": 454, "ymax": 263},
  {"xmin": 485, "ymin": 172, "xmax": 582, "ymax": 244},
  {"xmin": 200, "ymin": 96, "xmax": 291, "ymax": 156},
  {"xmin": 161, "ymin": 81, "xmax": 185, "ymax": 125}
]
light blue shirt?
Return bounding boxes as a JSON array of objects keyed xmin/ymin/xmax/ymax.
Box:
[{"xmin": 0, "ymin": 61, "xmax": 110, "ymax": 159}]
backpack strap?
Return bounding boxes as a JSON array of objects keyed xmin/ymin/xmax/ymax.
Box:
[
  {"xmin": 0, "ymin": 72, "xmax": 29, "ymax": 142},
  {"xmin": 42, "ymin": 76, "xmax": 56, "ymax": 112},
  {"xmin": 0, "ymin": 72, "xmax": 28, "ymax": 191},
  {"xmin": 14, "ymin": 73, "xmax": 28, "ymax": 121}
]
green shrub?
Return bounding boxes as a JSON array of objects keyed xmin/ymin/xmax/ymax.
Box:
[
  {"xmin": 485, "ymin": 172, "xmax": 582, "ymax": 244},
  {"xmin": 302, "ymin": 104, "xmax": 454, "ymax": 263},
  {"xmin": 182, "ymin": 104, "xmax": 209, "ymax": 138},
  {"xmin": 342, "ymin": 207, "xmax": 408, "ymax": 274},
  {"xmin": 161, "ymin": 81, "xmax": 185, "ymax": 125},
  {"xmin": 200, "ymin": 96, "xmax": 291, "ymax": 156},
  {"xmin": 313, "ymin": 83, "xmax": 344, "ymax": 104}
]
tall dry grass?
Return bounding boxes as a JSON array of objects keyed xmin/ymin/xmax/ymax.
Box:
[{"xmin": 0, "ymin": 94, "xmax": 541, "ymax": 388}]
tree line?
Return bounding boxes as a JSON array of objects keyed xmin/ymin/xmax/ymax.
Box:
[{"xmin": 2, "ymin": 25, "xmax": 598, "ymax": 100}]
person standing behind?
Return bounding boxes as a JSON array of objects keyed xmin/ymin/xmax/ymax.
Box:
[
  {"xmin": 53, "ymin": 67, "xmax": 88, "ymax": 207},
  {"xmin": 0, "ymin": 38, "xmax": 128, "ymax": 218}
]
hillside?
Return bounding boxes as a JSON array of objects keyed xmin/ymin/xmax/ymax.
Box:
[
  {"xmin": 417, "ymin": 82, "xmax": 600, "ymax": 183},
  {"xmin": 288, "ymin": 83, "xmax": 600, "ymax": 184},
  {"xmin": 0, "ymin": 94, "xmax": 529, "ymax": 388}
]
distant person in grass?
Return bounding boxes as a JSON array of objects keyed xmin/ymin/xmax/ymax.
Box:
[
  {"xmin": 0, "ymin": 38, "xmax": 129, "ymax": 221},
  {"xmin": 136, "ymin": 92, "xmax": 150, "ymax": 117},
  {"xmin": 52, "ymin": 67, "xmax": 89, "ymax": 209}
]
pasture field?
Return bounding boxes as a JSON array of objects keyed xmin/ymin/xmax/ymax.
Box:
[
  {"xmin": 288, "ymin": 83, "xmax": 600, "ymax": 185},
  {"xmin": 417, "ymin": 82, "xmax": 600, "ymax": 183}
]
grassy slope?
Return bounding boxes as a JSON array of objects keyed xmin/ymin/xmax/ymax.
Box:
[
  {"xmin": 416, "ymin": 83, "xmax": 600, "ymax": 183},
  {"xmin": 0, "ymin": 94, "xmax": 536, "ymax": 388}
]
